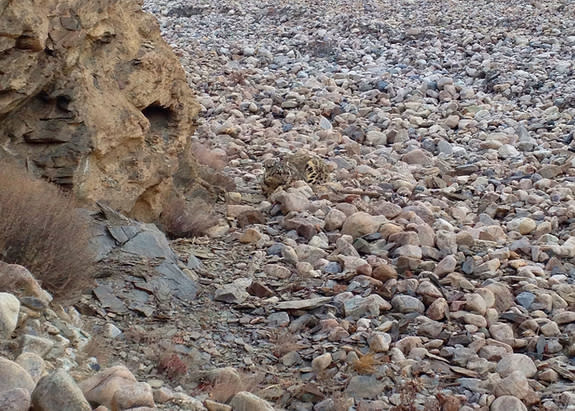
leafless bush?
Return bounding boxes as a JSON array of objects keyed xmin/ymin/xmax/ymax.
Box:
[
  {"xmin": 159, "ymin": 196, "xmax": 218, "ymax": 239},
  {"xmin": 0, "ymin": 163, "xmax": 95, "ymax": 302}
]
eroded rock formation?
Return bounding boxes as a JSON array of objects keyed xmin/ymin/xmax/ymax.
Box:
[{"xmin": 0, "ymin": 0, "xmax": 200, "ymax": 221}]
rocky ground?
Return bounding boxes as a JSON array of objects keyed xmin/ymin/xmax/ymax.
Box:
[{"xmin": 2, "ymin": 0, "xmax": 575, "ymax": 410}]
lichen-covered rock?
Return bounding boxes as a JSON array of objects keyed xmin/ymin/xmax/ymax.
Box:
[{"xmin": 0, "ymin": 0, "xmax": 200, "ymax": 222}]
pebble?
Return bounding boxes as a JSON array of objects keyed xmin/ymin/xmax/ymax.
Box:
[{"xmin": 391, "ymin": 295, "xmax": 425, "ymax": 313}]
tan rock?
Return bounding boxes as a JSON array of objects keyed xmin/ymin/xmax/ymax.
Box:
[
  {"xmin": 312, "ymin": 353, "xmax": 332, "ymax": 373},
  {"xmin": 427, "ymin": 298, "xmax": 448, "ymax": 320},
  {"xmin": 0, "ymin": 0, "xmax": 200, "ymax": 222},
  {"xmin": 0, "ymin": 358, "xmax": 35, "ymax": 397},
  {"xmin": 79, "ymin": 365, "xmax": 138, "ymax": 409},
  {"xmin": 111, "ymin": 382, "xmax": 155, "ymax": 410},
  {"xmin": 342, "ymin": 212, "xmax": 384, "ymax": 238},
  {"xmin": 239, "ymin": 228, "xmax": 262, "ymax": 244}
]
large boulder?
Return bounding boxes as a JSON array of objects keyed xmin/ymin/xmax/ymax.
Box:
[{"xmin": 0, "ymin": 0, "xmax": 200, "ymax": 222}]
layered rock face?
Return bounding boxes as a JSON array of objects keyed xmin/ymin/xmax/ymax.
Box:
[{"xmin": 0, "ymin": 0, "xmax": 200, "ymax": 221}]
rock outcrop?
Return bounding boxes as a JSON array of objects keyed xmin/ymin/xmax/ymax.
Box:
[{"xmin": 0, "ymin": 0, "xmax": 200, "ymax": 221}]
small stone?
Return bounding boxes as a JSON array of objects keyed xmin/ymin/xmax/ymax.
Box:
[
  {"xmin": 341, "ymin": 212, "xmax": 384, "ymax": 238},
  {"xmin": 490, "ymin": 395, "xmax": 527, "ymax": 411},
  {"xmin": 264, "ymin": 264, "xmax": 291, "ymax": 279},
  {"xmin": 393, "ymin": 244, "xmax": 422, "ymax": 259},
  {"xmin": 32, "ymin": 369, "xmax": 91, "ymax": 411},
  {"xmin": 281, "ymin": 351, "xmax": 302, "ymax": 367},
  {"xmin": 366, "ymin": 130, "xmax": 387, "ymax": 145},
  {"xmin": 434, "ymin": 255, "xmax": 457, "ymax": 277},
  {"xmin": 486, "ymin": 283, "xmax": 515, "ymax": 313},
  {"xmin": 496, "ymin": 354, "xmax": 537, "ymax": 378},
  {"xmin": 553, "ymin": 311, "xmax": 575, "ymax": 324},
  {"xmin": 205, "ymin": 399, "xmax": 232, "ymax": 411},
  {"xmin": 540, "ymin": 321, "xmax": 561, "ymax": 337},
  {"xmin": 103, "ymin": 323, "xmax": 122, "ymax": 339},
  {"xmin": 371, "ymin": 264, "xmax": 398, "ymax": 281},
  {"xmin": 267, "ymin": 311, "xmax": 290, "ymax": 328},
  {"xmin": 395, "ymin": 336, "xmax": 422, "ymax": 355},
  {"xmin": 229, "ymin": 391, "xmax": 274, "ymax": 411},
  {"xmin": 247, "ymin": 281, "xmax": 274, "ymax": 298},
  {"xmin": 498, "ymin": 144, "xmax": 520, "ymax": 159},
  {"xmin": 368, "ymin": 332, "xmax": 391, "ymax": 352},
  {"xmin": 401, "ymin": 149, "xmax": 432, "ymax": 165},
  {"xmin": 427, "ymin": 298, "xmax": 448, "ymax": 320},
  {"xmin": 474, "ymin": 259, "xmax": 501, "ymax": 277},
  {"xmin": 214, "ymin": 278, "xmax": 250, "ymax": 304},
  {"xmin": 343, "ymin": 294, "xmax": 391, "ymax": 319},
  {"xmin": 0, "ymin": 292, "xmax": 20, "ymax": 338},
  {"xmin": 490, "ymin": 323, "xmax": 514, "ymax": 343},
  {"xmin": 319, "ymin": 116, "xmax": 332, "ymax": 130},
  {"xmin": 239, "ymin": 228, "xmax": 262, "ymax": 243},
  {"xmin": 391, "ymin": 295, "xmax": 425, "ymax": 313},
  {"xmin": 277, "ymin": 191, "xmax": 310, "ymax": 213},
  {"xmin": 516, "ymin": 292, "xmax": 535, "ymax": 309},
  {"xmin": 445, "ymin": 115, "xmax": 460, "ymax": 128},
  {"xmin": 325, "ymin": 209, "xmax": 347, "ymax": 231},
  {"xmin": 465, "ymin": 293, "xmax": 487, "ymax": 315},
  {"xmin": 312, "ymin": 353, "xmax": 332, "ymax": 373}
]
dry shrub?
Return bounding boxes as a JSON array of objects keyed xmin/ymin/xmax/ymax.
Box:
[
  {"xmin": 158, "ymin": 352, "xmax": 188, "ymax": 380},
  {"xmin": 352, "ymin": 352, "xmax": 382, "ymax": 374},
  {"xmin": 210, "ymin": 372, "xmax": 262, "ymax": 403},
  {"xmin": 192, "ymin": 142, "xmax": 227, "ymax": 170},
  {"xmin": 159, "ymin": 196, "xmax": 218, "ymax": 239},
  {"xmin": 0, "ymin": 163, "xmax": 95, "ymax": 302}
]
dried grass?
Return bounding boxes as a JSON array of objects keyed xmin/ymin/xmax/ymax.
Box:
[
  {"xmin": 352, "ymin": 352, "xmax": 382, "ymax": 374},
  {"xmin": 159, "ymin": 196, "xmax": 218, "ymax": 239},
  {"xmin": 158, "ymin": 352, "xmax": 189, "ymax": 380},
  {"xmin": 0, "ymin": 163, "xmax": 95, "ymax": 302}
]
